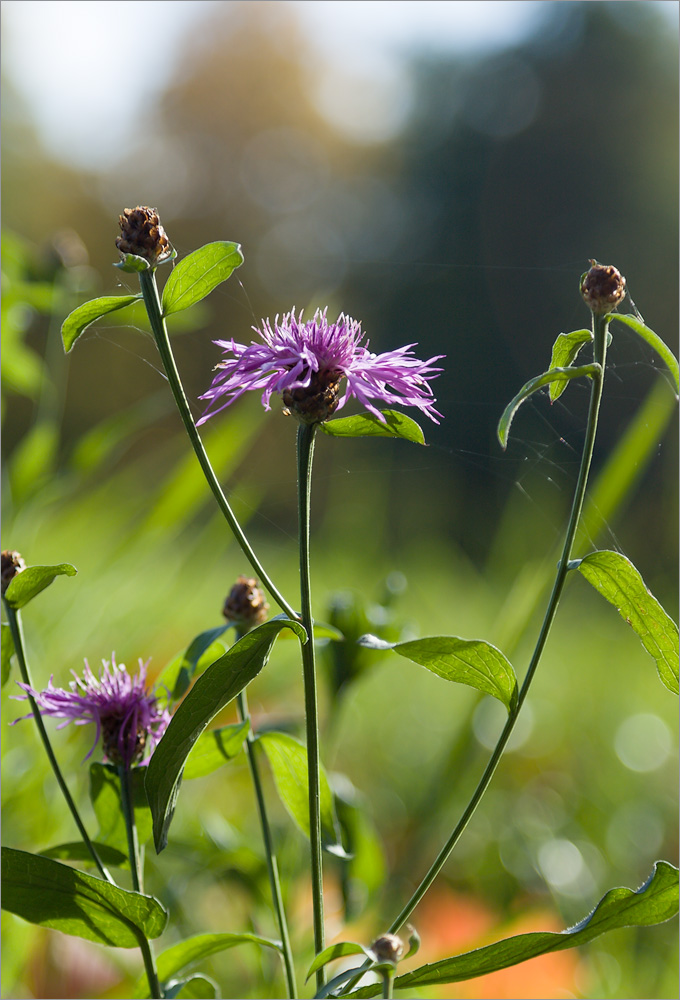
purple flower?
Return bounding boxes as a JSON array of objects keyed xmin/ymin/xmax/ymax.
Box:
[
  {"xmin": 14, "ymin": 655, "xmax": 170, "ymax": 769},
  {"xmin": 198, "ymin": 308, "xmax": 444, "ymax": 425}
]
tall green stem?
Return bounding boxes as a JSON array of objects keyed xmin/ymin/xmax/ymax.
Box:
[
  {"xmin": 118, "ymin": 765, "xmax": 163, "ymax": 999},
  {"xmin": 138, "ymin": 270, "xmax": 297, "ymax": 620},
  {"xmin": 4, "ymin": 602, "xmax": 113, "ymax": 883},
  {"xmin": 296, "ymin": 422, "xmax": 325, "ymax": 990},
  {"xmin": 385, "ymin": 313, "xmax": 609, "ymax": 936},
  {"xmin": 236, "ymin": 688, "xmax": 298, "ymax": 999}
]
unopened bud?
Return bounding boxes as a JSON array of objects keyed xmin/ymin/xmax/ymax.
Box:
[
  {"xmin": 116, "ymin": 206, "xmax": 172, "ymax": 265},
  {"xmin": 282, "ymin": 369, "xmax": 343, "ymax": 424},
  {"xmin": 580, "ymin": 261, "xmax": 626, "ymax": 315},
  {"xmin": 222, "ymin": 576, "xmax": 269, "ymax": 631},
  {"xmin": 2, "ymin": 550, "xmax": 26, "ymax": 596},
  {"xmin": 370, "ymin": 933, "xmax": 404, "ymax": 964}
]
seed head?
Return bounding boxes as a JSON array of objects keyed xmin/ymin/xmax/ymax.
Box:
[
  {"xmin": 116, "ymin": 206, "xmax": 171, "ymax": 265},
  {"xmin": 370, "ymin": 933, "xmax": 404, "ymax": 964},
  {"xmin": 580, "ymin": 261, "xmax": 626, "ymax": 315},
  {"xmin": 223, "ymin": 576, "xmax": 269, "ymax": 631},
  {"xmin": 2, "ymin": 550, "xmax": 26, "ymax": 596}
]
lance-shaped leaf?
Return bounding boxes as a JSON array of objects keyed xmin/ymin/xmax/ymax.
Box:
[
  {"xmin": 156, "ymin": 625, "xmax": 230, "ymax": 707},
  {"xmin": 257, "ymin": 731, "xmax": 348, "ymax": 857},
  {"xmin": 575, "ymin": 550, "xmax": 679, "ymax": 694},
  {"xmin": 548, "ymin": 329, "xmax": 593, "ymax": 400},
  {"xmin": 161, "ymin": 242, "xmax": 243, "ymax": 317},
  {"xmin": 498, "ymin": 364, "xmax": 600, "ymax": 449},
  {"xmin": 90, "ymin": 763, "xmax": 153, "ymax": 855},
  {"xmin": 610, "ymin": 313, "xmax": 679, "ymax": 394},
  {"xmin": 349, "ymin": 861, "xmax": 679, "ymax": 997},
  {"xmin": 321, "ymin": 409, "xmax": 425, "ymax": 445},
  {"xmin": 183, "ymin": 720, "xmax": 249, "ymax": 779},
  {"xmin": 40, "ymin": 842, "xmax": 128, "ymax": 868},
  {"xmin": 146, "ymin": 618, "xmax": 305, "ymax": 853},
  {"xmin": 2, "ymin": 622, "xmax": 14, "ymax": 686},
  {"xmin": 1, "ymin": 846, "xmax": 167, "ymax": 948},
  {"xmin": 61, "ymin": 295, "xmax": 141, "ymax": 353},
  {"xmin": 133, "ymin": 932, "xmax": 282, "ymax": 998},
  {"xmin": 3, "ymin": 563, "xmax": 77, "ymax": 610},
  {"xmin": 306, "ymin": 941, "xmax": 373, "ymax": 982},
  {"xmin": 359, "ymin": 634, "xmax": 518, "ymax": 714}
]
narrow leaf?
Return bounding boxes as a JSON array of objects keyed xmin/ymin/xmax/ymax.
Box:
[
  {"xmin": 40, "ymin": 842, "xmax": 128, "ymax": 867},
  {"xmin": 183, "ymin": 721, "xmax": 249, "ymax": 779},
  {"xmin": 146, "ymin": 619, "xmax": 305, "ymax": 853},
  {"xmin": 577, "ymin": 550, "xmax": 679, "ymax": 694},
  {"xmin": 321, "ymin": 409, "xmax": 425, "ymax": 444},
  {"xmin": 1, "ymin": 846, "xmax": 167, "ymax": 948},
  {"xmin": 162, "ymin": 242, "xmax": 243, "ymax": 317},
  {"xmin": 548, "ymin": 329, "xmax": 592, "ymax": 400},
  {"xmin": 113, "ymin": 253, "xmax": 152, "ymax": 273},
  {"xmin": 3, "ymin": 563, "xmax": 77, "ymax": 610},
  {"xmin": 2, "ymin": 622, "xmax": 14, "ymax": 686},
  {"xmin": 610, "ymin": 313, "xmax": 679, "ymax": 394},
  {"xmin": 61, "ymin": 295, "xmax": 140, "ymax": 352},
  {"xmin": 258, "ymin": 731, "xmax": 348, "ymax": 857},
  {"xmin": 156, "ymin": 626, "xmax": 230, "ymax": 706},
  {"xmin": 306, "ymin": 941, "xmax": 372, "ymax": 981},
  {"xmin": 359, "ymin": 634, "xmax": 518, "ymax": 714},
  {"xmin": 349, "ymin": 861, "xmax": 679, "ymax": 997},
  {"xmin": 497, "ymin": 364, "xmax": 600, "ymax": 449}
]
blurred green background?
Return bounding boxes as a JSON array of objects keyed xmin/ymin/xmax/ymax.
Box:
[{"xmin": 2, "ymin": 2, "xmax": 678, "ymax": 998}]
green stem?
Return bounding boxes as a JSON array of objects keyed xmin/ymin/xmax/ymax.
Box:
[
  {"xmin": 118, "ymin": 765, "xmax": 163, "ymax": 999},
  {"xmin": 138, "ymin": 269, "xmax": 297, "ymax": 620},
  {"xmin": 236, "ymin": 688, "xmax": 298, "ymax": 999},
  {"xmin": 385, "ymin": 313, "xmax": 609, "ymax": 936},
  {"xmin": 381, "ymin": 970, "xmax": 394, "ymax": 1000},
  {"xmin": 4, "ymin": 602, "xmax": 114, "ymax": 883},
  {"xmin": 296, "ymin": 422, "xmax": 325, "ymax": 990}
]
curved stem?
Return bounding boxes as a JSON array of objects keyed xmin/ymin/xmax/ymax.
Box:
[
  {"xmin": 138, "ymin": 270, "xmax": 297, "ymax": 620},
  {"xmin": 386, "ymin": 313, "xmax": 609, "ymax": 936},
  {"xmin": 237, "ymin": 689, "xmax": 298, "ymax": 999},
  {"xmin": 4, "ymin": 602, "xmax": 114, "ymax": 883},
  {"xmin": 118, "ymin": 765, "xmax": 163, "ymax": 999},
  {"xmin": 296, "ymin": 422, "xmax": 325, "ymax": 990}
]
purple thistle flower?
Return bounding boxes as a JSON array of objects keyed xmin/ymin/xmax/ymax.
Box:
[
  {"xmin": 13, "ymin": 655, "xmax": 170, "ymax": 769},
  {"xmin": 198, "ymin": 308, "xmax": 444, "ymax": 426}
]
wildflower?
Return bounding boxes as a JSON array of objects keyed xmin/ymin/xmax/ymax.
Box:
[
  {"xmin": 1, "ymin": 550, "xmax": 25, "ymax": 596},
  {"xmin": 370, "ymin": 933, "xmax": 404, "ymax": 964},
  {"xmin": 222, "ymin": 576, "xmax": 269, "ymax": 631},
  {"xmin": 14, "ymin": 655, "xmax": 170, "ymax": 768},
  {"xmin": 580, "ymin": 260, "xmax": 626, "ymax": 315},
  {"xmin": 198, "ymin": 309, "xmax": 444, "ymax": 426},
  {"xmin": 115, "ymin": 206, "xmax": 172, "ymax": 265}
]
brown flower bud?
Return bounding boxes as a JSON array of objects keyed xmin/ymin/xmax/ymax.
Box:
[
  {"xmin": 2, "ymin": 550, "xmax": 26, "ymax": 596},
  {"xmin": 370, "ymin": 933, "xmax": 404, "ymax": 964},
  {"xmin": 223, "ymin": 576, "xmax": 269, "ymax": 631},
  {"xmin": 580, "ymin": 261, "xmax": 626, "ymax": 315},
  {"xmin": 116, "ymin": 206, "xmax": 171, "ymax": 265},
  {"xmin": 282, "ymin": 369, "xmax": 343, "ymax": 424}
]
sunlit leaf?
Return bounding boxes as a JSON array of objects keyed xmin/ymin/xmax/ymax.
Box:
[
  {"xmin": 161, "ymin": 242, "xmax": 243, "ymax": 316},
  {"xmin": 497, "ymin": 364, "xmax": 600, "ymax": 449},
  {"xmin": 61, "ymin": 295, "xmax": 140, "ymax": 352},
  {"xmin": 156, "ymin": 626, "xmax": 230, "ymax": 706},
  {"xmin": 3, "ymin": 563, "xmax": 77, "ymax": 610},
  {"xmin": 1, "ymin": 622, "xmax": 14, "ymax": 686},
  {"xmin": 167, "ymin": 975, "xmax": 218, "ymax": 999},
  {"xmin": 146, "ymin": 618, "xmax": 305, "ymax": 853},
  {"xmin": 258, "ymin": 731, "xmax": 348, "ymax": 857},
  {"xmin": 359, "ymin": 634, "xmax": 518, "ymax": 714},
  {"xmin": 40, "ymin": 842, "xmax": 128, "ymax": 867},
  {"xmin": 1, "ymin": 846, "xmax": 167, "ymax": 948},
  {"xmin": 576, "ymin": 550, "xmax": 679, "ymax": 694},
  {"xmin": 113, "ymin": 253, "xmax": 152, "ymax": 273},
  {"xmin": 306, "ymin": 941, "xmax": 373, "ymax": 981},
  {"xmin": 610, "ymin": 313, "xmax": 679, "ymax": 394},
  {"xmin": 548, "ymin": 329, "xmax": 592, "ymax": 400},
  {"xmin": 183, "ymin": 721, "xmax": 249, "ymax": 779},
  {"xmin": 349, "ymin": 861, "xmax": 679, "ymax": 996},
  {"xmin": 321, "ymin": 409, "xmax": 425, "ymax": 445}
]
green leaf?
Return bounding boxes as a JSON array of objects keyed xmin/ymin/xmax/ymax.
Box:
[
  {"xmin": 40, "ymin": 842, "xmax": 128, "ymax": 867},
  {"xmin": 90, "ymin": 763, "xmax": 153, "ymax": 856},
  {"xmin": 307, "ymin": 941, "xmax": 373, "ymax": 981},
  {"xmin": 359, "ymin": 634, "xmax": 518, "ymax": 714},
  {"xmin": 133, "ymin": 932, "xmax": 282, "ymax": 998},
  {"xmin": 610, "ymin": 313, "xmax": 680, "ymax": 394},
  {"xmin": 113, "ymin": 252, "xmax": 153, "ymax": 273},
  {"xmin": 497, "ymin": 364, "xmax": 601, "ymax": 449},
  {"xmin": 156, "ymin": 626, "xmax": 230, "ymax": 707},
  {"xmin": 2, "ymin": 622, "xmax": 15, "ymax": 686},
  {"xmin": 183, "ymin": 721, "xmax": 249, "ymax": 779},
  {"xmin": 257, "ymin": 731, "xmax": 348, "ymax": 857},
  {"xmin": 146, "ymin": 618, "xmax": 306, "ymax": 853},
  {"xmin": 3, "ymin": 563, "xmax": 77, "ymax": 610},
  {"xmin": 576, "ymin": 550, "xmax": 679, "ymax": 694},
  {"xmin": 168, "ymin": 975, "xmax": 218, "ymax": 999},
  {"xmin": 349, "ymin": 861, "xmax": 679, "ymax": 997},
  {"xmin": 548, "ymin": 329, "xmax": 592, "ymax": 400},
  {"xmin": 61, "ymin": 295, "xmax": 140, "ymax": 352},
  {"xmin": 321, "ymin": 409, "xmax": 425, "ymax": 445},
  {"xmin": 161, "ymin": 242, "xmax": 244, "ymax": 317},
  {"xmin": 270, "ymin": 613, "xmax": 343, "ymax": 641},
  {"xmin": 1, "ymin": 846, "xmax": 167, "ymax": 948}
]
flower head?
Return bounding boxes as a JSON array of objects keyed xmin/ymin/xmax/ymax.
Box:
[
  {"xmin": 198, "ymin": 309, "xmax": 444, "ymax": 426},
  {"xmin": 580, "ymin": 260, "xmax": 626, "ymax": 315},
  {"xmin": 223, "ymin": 576, "xmax": 269, "ymax": 632},
  {"xmin": 116, "ymin": 206, "xmax": 172, "ymax": 265},
  {"xmin": 14, "ymin": 655, "xmax": 170, "ymax": 768},
  {"xmin": 2, "ymin": 549, "xmax": 25, "ymax": 596}
]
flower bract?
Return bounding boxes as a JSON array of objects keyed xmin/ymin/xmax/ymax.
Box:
[{"xmin": 198, "ymin": 309, "xmax": 444, "ymax": 425}]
